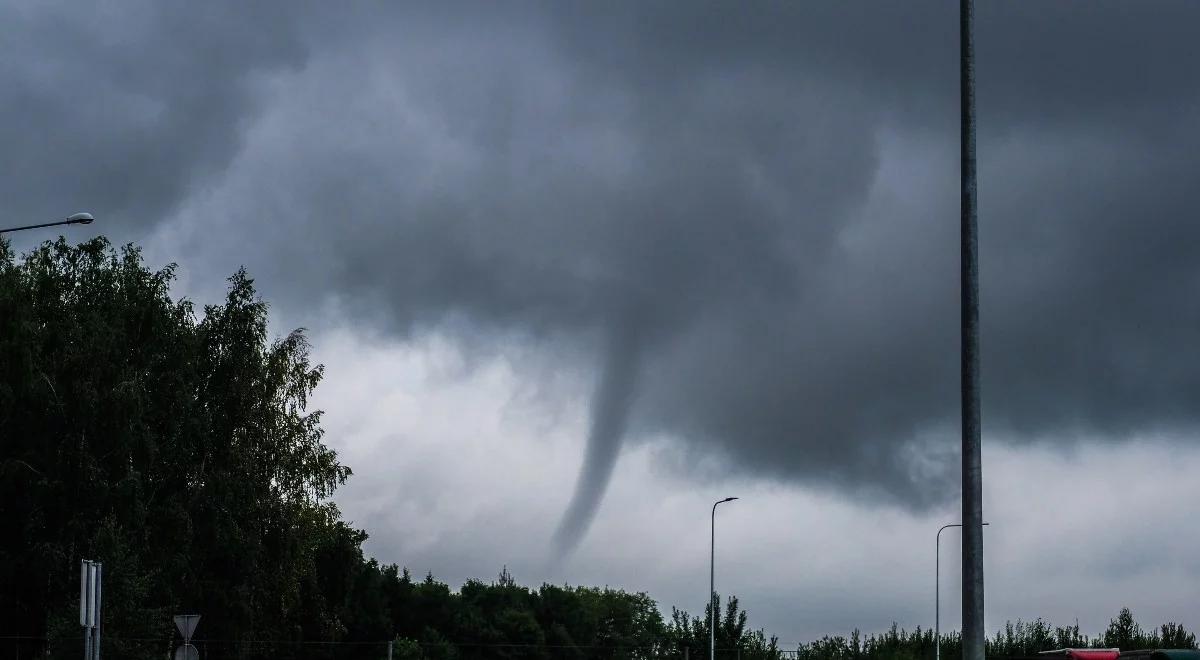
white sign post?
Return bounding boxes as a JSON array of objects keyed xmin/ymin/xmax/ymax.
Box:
[{"xmin": 79, "ymin": 560, "xmax": 102, "ymax": 660}]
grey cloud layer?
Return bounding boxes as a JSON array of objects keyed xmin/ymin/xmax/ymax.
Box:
[
  {"xmin": 0, "ymin": 1, "xmax": 314, "ymax": 236},
  {"xmin": 8, "ymin": 2, "xmax": 1200, "ymax": 511}
]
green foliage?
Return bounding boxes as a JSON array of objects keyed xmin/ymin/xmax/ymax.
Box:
[
  {"xmin": 1103, "ymin": 607, "xmax": 1148, "ymax": 650},
  {"xmin": 664, "ymin": 594, "xmax": 782, "ymax": 660},
  {"xmin": 393, "ymin": 637, "xmax": 425, "ymax": 660},
  {"xmin": 1159, "ymin": 623, "xmax": 1198, "ymax": 650},
  {"xmin": 793, "ymin": 609, "xmax": 1196, "ymax": 660},
  {"xmin": 989, "ymin": 619, "xmax": 1060, "ymax": 656},
  {"xmin": 0, "ymin": 238, "xmax": 353, "ymax": 658},
  {"xmin": 1094, "ymin": 610, "xmax": 1198, "ymax": 652}
]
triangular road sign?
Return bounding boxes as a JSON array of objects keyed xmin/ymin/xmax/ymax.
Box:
[{"xmin": 173, "ymin": 614, "xmax": 200, "ymax": 642}]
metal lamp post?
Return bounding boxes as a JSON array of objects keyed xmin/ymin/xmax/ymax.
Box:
[
  {"xmin": 710, "ymin": 496, "xmax": 738, "ymax": 660},
  {"xmin": 936, "ymin": 522, "xmax": 989, "ymax": 660},
  {"xmin": 0, "ymin": 212, "xmax": 95, "ymax": 235}
]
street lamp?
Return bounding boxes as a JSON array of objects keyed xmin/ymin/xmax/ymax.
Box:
[
  {"xmin": 936, "ymin": 521, "xmax": 989, "ymax": 660},
  {"xmin": 710, "ymin": 496, "xmax": 738, "ymax": 660},
  {"xmin": 0, "ymin": 212, "xmax": 95, "ymax": 235}
]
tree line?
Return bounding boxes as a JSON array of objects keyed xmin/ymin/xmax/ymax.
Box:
[
  {"xmin": 1, "ymin": 238, "xmax": 1195, "ymax": 660},
  {"xmin": 797, "ymin": 608, "xmax": 1197, "ymax": 660}
]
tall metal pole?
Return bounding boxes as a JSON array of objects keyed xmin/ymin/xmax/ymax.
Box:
[
  {"xmin": 710, "ymin": 497, "xmax": 737, "ymax": 660},
  {"xmin": 959, "ymin": 0, "xmax": 985, "ymax": 659}
]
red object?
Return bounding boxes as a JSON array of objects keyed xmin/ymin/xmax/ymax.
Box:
[{"xmin": 1040, "ymin": 649, "xmax": 1122, "ymax": 660}]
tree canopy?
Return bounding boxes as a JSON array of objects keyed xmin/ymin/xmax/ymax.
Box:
[{"xmin": 1, "ymin": 237, "xmax": 356, "ymax": 657}]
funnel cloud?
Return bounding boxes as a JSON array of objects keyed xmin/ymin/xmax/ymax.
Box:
[
  {"xmin": 553, "ymin": 322, "xmax": 643, "ymax": 556},
  {"xmin": 6, "ymin": 1, "xmax": 1200, "ymax": 550}
]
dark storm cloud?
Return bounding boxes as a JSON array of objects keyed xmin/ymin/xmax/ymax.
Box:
[
  {"xmin": 0, "ymin": 1, "xmax": 308, "ymax": 234},
  {"xmin": 8, "ymin": 2, "xmax": 1200, "ymax": 531}
]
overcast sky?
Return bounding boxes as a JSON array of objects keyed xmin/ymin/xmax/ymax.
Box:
[{"xmin": 4, "ymin": 0, "xmax": 1200, "ymax": 645}]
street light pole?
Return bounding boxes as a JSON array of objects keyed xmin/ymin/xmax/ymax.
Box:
[
  {"xmin": 959, "ymin": 0, "xmax": 985, "ymax": 659},
  {"xmin": 0, "ymin": 212, "xmax": 95, "ymax": 235},
  {"xmin": 711, "ymin": 497, "xmax": 738, "ymax": 660},
  {"xmin": 936, "ymin": 522, "xmax": 988, "ymax": 660}
]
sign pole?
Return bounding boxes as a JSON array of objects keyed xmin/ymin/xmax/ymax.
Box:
[
  {"xmin": 93, "ymin": 562, "xmax": 102, "ymax": 660},
  {"xmin": 81, "ymin": 561, "xmax": 90, "ymax": 660},
  {"xmin": 80, "ymin": 560, "xmax": 102, "ymax": 660}
]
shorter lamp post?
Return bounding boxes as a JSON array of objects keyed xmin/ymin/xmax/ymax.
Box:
[
  {"xmin": 936, "ymin": 521, "xmax": 989, "ymax": 660},
  {"xmin": 711, "ymin": 497, "xmax": 738, "ymax": 660}
]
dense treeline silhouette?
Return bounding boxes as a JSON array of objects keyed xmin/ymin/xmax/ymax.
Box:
[
  {"xmin": 795, "ymin": 608, "xmax": 1197, "ymax": 660},
  {"xmin": 1, "ymin": 238, "xmax": 354, "ymax": 658},
  {"xmin": 1, "ymin": 239, "xmax": 1195, "ymax": 660}
]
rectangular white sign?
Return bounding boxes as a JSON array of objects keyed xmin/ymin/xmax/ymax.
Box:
[
  {"xmin": 79, "ymin": 562, "xmax": 88, "ymax": 627},
  {"xmin": 79, "ymin": 560, "xmax": 101, "ymax": 629}
]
